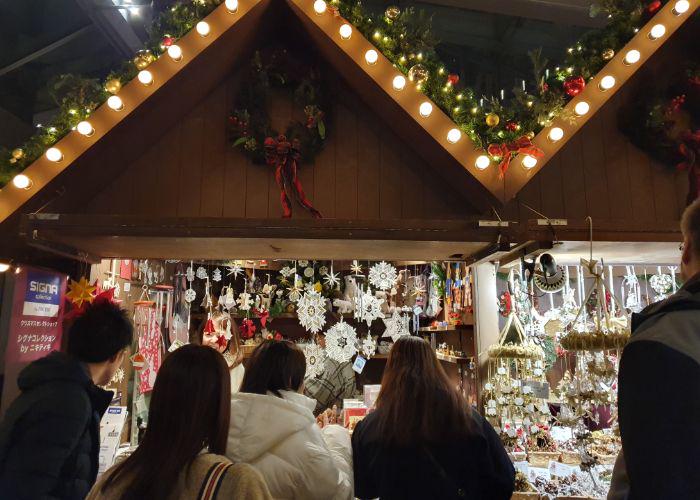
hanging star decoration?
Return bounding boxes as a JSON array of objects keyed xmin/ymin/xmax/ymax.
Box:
[
  {"xmin": 287, "ymin": 277, "xmax": 303, "ymax": 303},
  {"xmin": 237, "ymin": 291, "xmax": 253, "ymax": 311},
  {"xmin": 304, "ymin": 342, "xmax": 326, "ymax": 378},
  {"xmin": 350, "ymin": 260, "xmax": 363, "ymax": 276},
  {"xmin": 323, "ymin": 269, "xmax": 340, "ymax": 289},
  {"xmin": 196, "ymin": 266, "xmax": 208, "ymax": 280},
  {"xmin": 212, "ymin": 268, "xmax": 222, "ymax": 282},
  {"xmin": 369, "ymin": 261, "xmax": 398, "ymax": 291},
  {"xmin": 354, "ymin": 289, "xmax": 385, "ymax": 327},
  {"xmin": 226, "ymin": 262, "xmax": 244, "ymax": 279},
  {"xmin": 216, "ymin": 334, "xmax": 228, "ymax": 349},
  {"xmin": 296, "ymin": 290, "xmax": 327, "ymax": 333},
  {"xmin": 66, "ymin": 277, "xmax": 97, "ymax": 307},
  {"xmin": 325, "ymin": 320, "xmax": 358, "ymax": 362},
  {"xmin": 360, "ymin": 334, "xmax": 377, "ymax": 359},
  {"xmin": 383, "ymin": 309, "xmax": 410, "ymax": 342},
  {"xmin": 412, "ymin": 281, "xmax": 427, "ymax": 298}
]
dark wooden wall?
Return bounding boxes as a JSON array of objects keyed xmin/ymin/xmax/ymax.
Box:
[{"xmin": 83, "ymin": 74, "xmax": 476, "ymax": 220}]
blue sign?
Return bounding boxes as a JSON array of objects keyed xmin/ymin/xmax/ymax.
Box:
[{"xmin": 23, "ymin": 270, "xmax": 62, "ymax": 317}]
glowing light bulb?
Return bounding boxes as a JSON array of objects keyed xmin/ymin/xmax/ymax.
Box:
[
  {"xmin": 624, "ymin": 49, "xmax": 640, "ymax": 65},
  {"xmin": 167, "ymin": 44, "xmax": 182, "ymax": 61},
  {"xmin": 77, "ymin": 121, "xmax": 94, "ymax": 136},
  {"xmin": 313, "ymin": 0, "xmax": 326, "ymax": 14},
  {"xmin": 446, "ymin": 128, "xmax": 461, "ymax": 144},
  {"xmin": 649, "ymin": 24, "xmax": 666, "ymax": 40},
  {"xmin": 392, "ymin": 75, "xmax": 406, "ymax": 90},
  {"xmin": 138, "ymin": 70, "xmax": 153, "ymax": 85},
  {"xmin": 365, "ymin": 50, "xmax": 378, "ymax": 65},
  {"xmin": 475, "ymin": 155, "xmax": 490, "ymax": 170},
  {"xmin": 12, "ymin": 174, "xmax": 32, "ymax": 189},
  {"xmin": 419, "ymin": 102, "xmax": 433, "ymax": 117},
  {"xmin": 522, "ymin": 155, "xmax": 538, "ymax": 169},
  {"xmin": 673, "ymin": 0, "xmax": 690, "ymax": 14},
  {"xmin": 339, "ymin": 23, "xmax": 352, "ymax": 39},
  {"xmin": 196, "ymin": 21, "xmax": 210, "ymax": 37},
  {"xmin": 107, "ymin": 95, "xmax": 123, "ymax": 111},
  {"xmin": 599, "ymin": 75, "xmax": 615, "ymax": 91},
  {"xmin": 0, "ymin": 262, "xmax": 10, "ymax": 272},
  {"xmin": 574, "ymin": 101, "xmax": 590, "ymax": 116},
  {"xmin": 225, "ymin": 0, "xmax": 238, "ymax": 12},
  {"xmin": 548, "ymin": 127, "xmax": 564, "ymax": 142},
  {"xmin": 45, "ymin": 147, "xmax": 63, "ymax": 162}
]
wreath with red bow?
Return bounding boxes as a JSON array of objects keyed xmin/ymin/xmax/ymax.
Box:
[{"xmin": 228, "ymin": 49, "xmax": 328, "ymax": 218}]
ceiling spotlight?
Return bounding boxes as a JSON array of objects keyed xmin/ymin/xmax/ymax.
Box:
[
  {"xmin": 225, "ymin": 0, "xmax": 238, "ymax": 13},
  {"xmin": 648, "ymin": 24, "xmax": 666, "ymax": 40},
  {"xmin": 365, "ymin": 50, "xmax": 378, "ymax": 65},
  {"xmin": 196, "ymin": 21, "xmax": 210, "ymax": 37},
  {"xmin": 447, "ymin": 128, "xmax": 461, "ymax": 144},
  {"xmin": 392, "ymin": 75, "xmax": 406, "ymax": 90},
  {"xmin": 12, "ymin": 174, "xmax": 32, "ymax": 190},
  {"xmin": 107, "ymin": 95, "xmax": 123, "ymax": 111},
  {"xmin": 475, "ymin": 155, "xmax": 490, "ymax": 170},
  {"xmin": 313, "ymin": 0, "xmax": 327, "ymax": 14},
  {"xmin": 599, "ymin": 75, "xmax": 615, "ymax": 91},
  {"xmin": 76, "ymin": 121, "xmax": 94, "ymax": 136},
  {"xmin": 419, "ymin": 102, "xmax": 433, "ymax": 117},
  {"xmin": 624, "ymin": 49, "xmax": 641, "ymax": 65},
  {"xmin": 574, "ymin": 101, "xmax": 590, "ymax": 116},
  {"xmin": 45, "ymin": 147, "xmax": 63, "ymax": 162},
  {"xmin": 167, "ymin": 45, "xmax": 182, "ymax": 61},
  {"xmin": 548, "ymin": 127, "xmax": 564, "ymax": 142},
  {"xmin": 673, "ymin": 0, "xmax": 690, "ymax": 15},
  {"xmin": 138, "ymin": 70, "xmax": 153, "ymax": 85},
  {"xmin": 522, "ymin": 155, "xmax": 538, "ymax": 169},
  {"xmin": 0, "ymin": 262, "xmax": 10, "ymax": 272}
]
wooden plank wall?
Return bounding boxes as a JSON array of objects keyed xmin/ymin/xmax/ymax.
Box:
[{"xmin": 84, "ymin": 74, "xmax": 476, "ymax": 220}]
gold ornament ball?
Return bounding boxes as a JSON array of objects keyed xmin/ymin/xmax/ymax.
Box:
[
  {"xmin": 408, "ymin": 64, "xmax": 429, "ymax": 84},
  {"xmin": 526, "ymin": 131, "xmax": 535, "ymax": 140},
  {"xmin": 104, "ymin": 78, "xmax": 121, "ymax": 94},
  {"xmin": 11, "ymin": 148, "xmax": 24, "ymax": 160},
  {"xmin": 602, "ymin": 49, "xmax": 615, "ymax": 61},
  {"xmin": 485, "ymin": 113, "xmax": 500, "ymax": 127},
  {"xmin": 133, "ymin": 50, "xmax": 155, "ymax": 70},
  {"xmin": 385, "ymin": 5, "xmax": 400, "ymax": 20}
]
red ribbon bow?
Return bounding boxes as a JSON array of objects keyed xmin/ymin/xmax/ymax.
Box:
[
  {"xmin": 487, "ymin": 136, "xmax": 544, "ymax": 179},
  {"xmin": 253, "ymin": 308, "xmax": 270, "ymax": 328},
  {"xmin": 240, "ymin": 318, "xmax": 256, "ymax": 339},
  {"xmin": 264, "ymin": 135, "xmax": 322, "ymax": 219}
]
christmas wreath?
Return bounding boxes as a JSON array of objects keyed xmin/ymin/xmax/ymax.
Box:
[
  {"xmin": 619, "ymin": 62, "xmax": 700, "ymax": 204},
  {"xmin": 227, "ymin": 49, "xmax": 328, "ymax": 218}
]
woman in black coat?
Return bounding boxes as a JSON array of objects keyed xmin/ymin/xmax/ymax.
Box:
[{"xmin": 352, "ymin": 337, "xmax": 514, "ymax": 500}]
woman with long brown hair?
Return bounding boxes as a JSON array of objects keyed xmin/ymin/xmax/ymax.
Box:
[
  {"xmin": 87, "ymin": 344, "xmax": 270, "ymax": 500},
  {"xmin": 352, "ymin": 336, "xmax": 514, "ymax": 499},
  {"xmin": 200, "ymin": 310, "xmax": 245, "ymax": 393}
]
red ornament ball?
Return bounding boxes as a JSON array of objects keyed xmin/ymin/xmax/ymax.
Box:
[
  {"xmin": 505, "ymin": 121, "xmax": 519, "ymax": 132},
  {"xmin": 447, "ymin": 74, "xmax": 460, "ymax": 85},
  {"xmin": 162, "ymin": 36, "xmax": 174, "ymax": 47},
  {"xmin": 646, "ymin": 0, "xmax": 661, "ymax": 14},
  {"xmin": 563, "ymin": 76, "xmax": 586, "ymax": 97}
]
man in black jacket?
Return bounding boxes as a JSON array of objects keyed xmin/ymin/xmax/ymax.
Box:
[
  {"xmin": 0, "ymin": 299, "xmax": 133, "ymax": 499},
  {"xmin": 615, "ymin": 198, "xmax": 700, "ymax": 499}
]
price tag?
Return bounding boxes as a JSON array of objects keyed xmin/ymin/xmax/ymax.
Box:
[
  {"xmin": 352, "ymin": 355, "xmax": 367, "ymax": 374},
  {"xmin": 514, "ymin": 461, "xmax": 529, "ymax": 474},
  {"xmin": 523, "ymin": 380, "xmax": 550, "ymax": 399},
  {"xmin": 549, "ymin": 461, "xmax": 576, "ymax": 477}
]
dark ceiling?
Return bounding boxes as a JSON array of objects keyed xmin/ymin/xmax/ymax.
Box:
[{"xmin": 0, "ymin": 0, "xmax": 593, "ymax": 149}]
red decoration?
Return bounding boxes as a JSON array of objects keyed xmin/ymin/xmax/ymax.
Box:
[
  {"xmin": 203, "ymin": 318, "xmax": 216, "ymax": 334},
  {"xmin": 563, "ymin": 76, "xmax": 586, "ymax": 97},
  {"xmin": 274, "ymin": 332, "xmax": 283, "ymax": 341},
  {"xmin": 264, "ymin": 135, "xmax": 322, "ymax": 219},
  {"xmin": 646, "ymin": 0, "xmax": 661, "ymax": 14},
  {"xmin": 487, "ymin": 136, "xmax": 544, "ymax": 178},
  {"xmin": 447, "ymin": 74, "xmax": 459, "ymax": 85},
  {"xmin": 162, "ymin": 36, "xmax": 174, "ymax": 47},
  {"xmin": 253, "ymin": 308, "xmax": 270, "ymax": 328},
  {"xmin": 240, "ymin": 318, "xmax": 256, "ymax": 339},
  {"xmin": 216, "ymin": 334, "xmax": 228, "ymax": 349},
  {"xmin": 505, "ymin": 121, "xmax": 519, "ymax": 132},
  {"xmin": 676, "ymin": 130, "xmax": 700, "ymax": 204}
]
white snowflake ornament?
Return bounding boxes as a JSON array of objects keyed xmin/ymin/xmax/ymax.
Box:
[
  {"xmin": 304, "ymin": 267, "xmax": 315, "ymax": 278},
  {"xmin": 324, "ymin": 271, "xmax": 340, "ymax": 288},
  {"xmin": 304, "ymin": 342, "xmax": 326, "ymax": 378},
  {"xmin": 212, "ymin": 268, "xmax": 222, "ymax": 282},
  {"xmin": 297, "ymin": 291, "xmax": 327, "ymax": 333},
  {"xmin": 184, "ymin": 288, "xmax": 196, "ymax": 303},
  {"xmin": 325, "ymin": 320, "xmax": 358, "ymax": 362},
  {"xmin": 196, "ymin": 266, "xmax": 208, "ymax": 280},
  {"xmin": 360, "ymin": 334, "xmax": 377, "ymax": 358},
  {"xmin": 237, "ymin": 292, "xmax": 253, "ymax": 311},
  {"xmin": 298, "ymin": 260, "xmax": 309, "ymax": 267},
  {"xmin": 186, "ymin": 266, "xmax": 195, "ymax": 282},
  {"xmin": 354, "ymin": 289, "xmax": 385, "ymax": 326},
  {"xmin": 319, "ymin": 266, "xmax": 328, "ymax": 276},
  {"xmin": 279, "ymin": 266, "xmax": 295, "ymax": 280},
  {"xmin": 369, "ymin": 261, "xmax": 398, "ymax": 291},
  {"xmin": 350, "ymin": 260, "xmax": 363, "ymax": 276},
  {"xmin": 383, "ymin": 310, "xmax": 410, "ymax": 342},
  {"xmin": 226, "ymin": 263, "xmax": 244, "ymax": 279}
]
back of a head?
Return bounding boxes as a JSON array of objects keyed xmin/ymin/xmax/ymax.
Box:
[
  {"xmin": 240, "ymin": 340, "xmax": 306, "ymax": 397},
  {"xmin": 682, "ymin": 198, "xmax": 700, "ymax": 258},
  {"xmin": 66, "ymin": 300, "xmax": 133, "ymax": 363},
  {"xmin": 376, "ymin": 336, "xmax": 472, "ymax": 445},
  {"xmin": 102, "ymin": 344, "xmax": 230, "ymax": 500}
]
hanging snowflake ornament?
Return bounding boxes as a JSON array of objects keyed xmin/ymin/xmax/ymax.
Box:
[
  {"xmin": 297, "ymin": 290, "xmax": 327, "ymax": 333},
  {"xmin": 325, "ymin": 320, "xmax": 359, "ymax": 362},
  {"xmin": 350, "ymin": 260, "xmax": 363, "ymax": 276},
  {"xmin": 196, "ymin": 266, "xmax": 208, "ymax": 280},
  {"xmin": 319, "ymin": 266, "xmax": 328, "ymax": 276},
  {"xmin": 186, "ymin": 266, "xmax": 195, "ymax": 282},
  {"xmin": 324, "ymin": 270, "xmax": 340, "ymax": 288},
  {"xmin": 383, "ymin": 309, "xmax": 410, "ymax": 342},
  {"xmin": 369, "ymin": 261, "xmax": 398, "ymax": 290},
  {"xmin": 360, "ymin": 334, "xmax": 377, "ymax": 358},
  {"xmin": 304, "ymin": 342, "xmax": 326, "ymax": 378},
  {"xmin": 226, "ymin": 262, "xmax": 244, "ymax": 279},
  {"xmin": 412, "ymin": 282, "xmax": 427, "ymax": 297},
  {"xmin": 298, "ymin": 260, "xmax": 309, "ymax": 267},
  {"xmin": 304, "ymin": 267, "xmax": 315, "ymax": 278},
  {"xmin": 287, "ymin": 278, "xmax": 303, "ymax": 302},
  {"xmin": 237, "ymin": 291, "xmax": 253, "ymax": 311},
  {"xmin": 279, "ymin": 266, "xmax": 295, "ymax": 280},
  {"xmin": 212, "ymin": 268, "xmax": 222, "ymax": 282},
  {"xmin": 184, "ymin": 288, "xmax": 196, "ymax": 303},
  {"xmin": 354, "ymin": 288, "xmax": 385, "ymax": 326}
]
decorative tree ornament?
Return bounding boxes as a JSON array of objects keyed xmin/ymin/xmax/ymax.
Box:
[
  {"xmin": 505, "ymin": 121, "xmax": 519, "ymax": 132},
  {"xmin": 325, "ymin": 320, "xmax": 358, "ymax": 362},
  {"xmin": 11, "ymin": 148, "xmax": 24, "ymax": 160},
  {"xmin": 350, "ymin": 260, "xmax": 364, "ymax": 276},
  {"xmin": 384, "ymin": 5, "xmax": 400, "ymax": 20},
  {"xmin": 408, "ymin": 64, "xmax": 429, "ymax": 84},
  {"xmin": 212, "ymin": 268, "xmax": 222, "ymax": 282},
  {"xmin": 184, "ymin": 288, "xmax": 196, "ymax": 303},
  {"xmin": 237, "ymin": 291, "xmax": 253, "ymax": 311},
  {"xmin": 287, "ymin": 278, "xmax": 303, "ymax": 303},
  {"xmin": 196, "ymin": 266, "xmax": 208, "ymax": 280},
  {"xmin": 279, "ymin": 265, "xmax": 295, "ymax": 280},
  {"xmin": 319, "ymin": 266, "xmax": 328, "ymax": 276},
  {"xmin": 447, "ymin": 74, "xmax": 460, "ymax": 85},
  {"xmin": 563, "ymin": 76, "xmax": 586, "ymax": 97},
  {"xmin": 161, "ymin": 35, "xmax": 175, "ymax": 48},
  {"xmin": 186, "ymin": 266, "xmax": 195, "ymax": 282},
  {"xmin": 304, "ymin": 342, "xmax": 326, "ymax": 378},
  {"xmin": 324, "ymin": 270, "xmax": 340, "ymax": 288},
  {"xmin": 602, "ymin": 49, "xmax": 615, "ymax": 61},
  {"xmin": 226, "ymin": 262, "xmax": 244, "ymax": 279},
  {"xmin": 298, "ymin": 260, "xmax": 309, "ymax": 267},
  {"xmin": 360, "ymin": 334, "xmax": 377, "ymax": 358},
  {"xmin": 486, "ymin": 113, "xmax": 500, "ymax": 127},
  {"xmin": 369, "ymin": 261, "xmax": 398, "ymax": 290},
  {"xmin": 354, "ymin": 288, "xmax": 385, "ymax": 326},
  {"xmin": 383, "ymin": 309, "xmax": 410, "ymax": 342},
  {"xmin": 649, "ymin": 272, "xmax": 673, "ymax": 302},
  {"xmin": 133, "ymin": 50, "xmax": 156, "ymax": 70},
  {"xmin": 66, "ymin": 277, "xmax": 96, "ymax": 307},
  {"xmin": 297, "ymin": 290, "xmax": 327, "ymax": 333},
  {"xmin": 104, "ymin": 78, "xmax": 121, "ymax": 94},
  {"xmin": 303, "ymin": 267, "xmax": 315, "ymax": 278}
]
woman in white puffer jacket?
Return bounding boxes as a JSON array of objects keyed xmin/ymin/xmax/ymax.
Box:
[{"xmin": 227, "ymin": 340, "xmax": 353, "ymax": 500}]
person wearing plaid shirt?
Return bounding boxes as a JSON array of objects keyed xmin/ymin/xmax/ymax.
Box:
[{"xmin": 305, "ymin": 334, "xmax": 357, "ymax": 416}]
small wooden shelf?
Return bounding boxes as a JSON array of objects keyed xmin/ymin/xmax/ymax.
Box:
[
  {"xmin": 436, "ymin": 352, "xmax": 473, "ymax": 365},
  {"xmin": 418, "ymin": 324, "xmax": 472, "ymax": 333}
]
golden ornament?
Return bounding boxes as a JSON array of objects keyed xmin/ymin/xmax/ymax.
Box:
[
  {"xmin": 526, "ymin": 131, "xmax": 535, "ymax": 140},
  {"xmin": 602, "ymin": 49, "xmax": 615, "ymax": 61},
  {"xmin": 11, "ymin": 148, "xmax": 24, "ymax": 160},
  {"xmin": 104, "ymin": 78, "xmax": 121, "ymax": 94},
  {"xmin": 408, "ymin": 64, "xmax": 429, "ymax": 84},
  {"xmin": 133, "ymin": 50, "xmax": 155, "ymax": 70},
  {"xmin": 485, "ymin": 113, "xmax": 500, "ymax": 127},
  {"xmin": 66, "ymin": 277, "xmax": 97, "ymax": 307},
  {"xmin": 385, "ymin": 5, "xmax": 400, "ymax": 20}
]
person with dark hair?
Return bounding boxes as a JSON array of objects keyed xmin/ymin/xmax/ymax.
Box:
[
  {"xmin": 0, "ymin": 299, "xmax": 134, "ymax": 499},
  {"xmin": 609, "ymin": 198, "xmax": 700, "ymax": 500},
  {"xmin": 87, "ymin": 344, "xmax": 270, "ymax": 500},
  {"xmin": 227, "ymin": 340, "xmax": 353, "ymax": 499},
  {"xmin": 200, "ymin": 310, "xmax": 245, "ymax": 393},
  {"xmin": 352, "ymin": 336, "xmax": 514, "ymax": 500}
]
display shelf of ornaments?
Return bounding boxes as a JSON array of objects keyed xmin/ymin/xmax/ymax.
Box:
[{"xmin": 435, "ymin": 352, "xmax": 473, "ymax": 365}]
